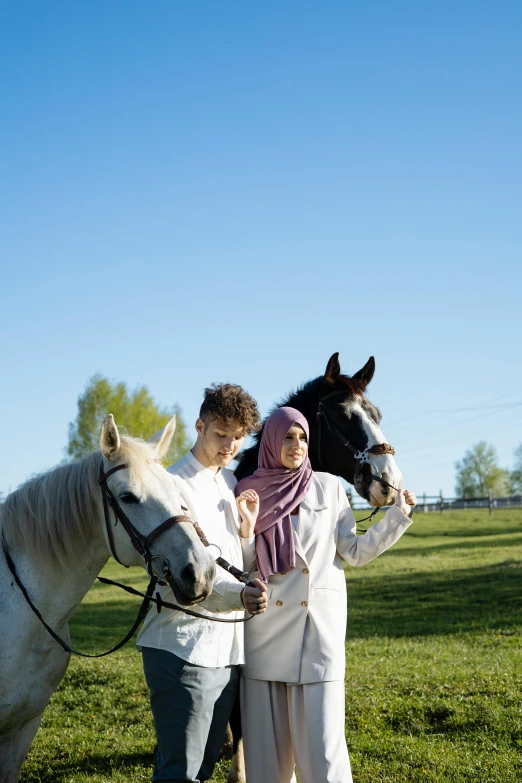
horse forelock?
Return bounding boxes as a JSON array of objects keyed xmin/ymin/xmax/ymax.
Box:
[
  {"xmin": 117, "ymin": 437, "xmax": 172, "ymax": 491},
  {"xmin": 330, "ymin": 373, "xmax": 369, "ymax": 397},
  {"xmin": 0, "ymin": 437, "xmax": 168, "ymax": 569}
]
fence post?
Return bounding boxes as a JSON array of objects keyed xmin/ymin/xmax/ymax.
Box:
[
  {"xmin": 440, "ymin": 490, "xmax": 444, "ymax": 513},
  {"xmin": 423, "ymin": 493, "xmax": 427, "ymax": 513},
  {"xmin": 488, "ymin": 489, "xmax": 493, "ymax": 515}
]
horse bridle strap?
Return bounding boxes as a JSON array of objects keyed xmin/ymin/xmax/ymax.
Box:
[
  {"xmin": 98, "ymin": 462, "xmax": 200, "ymax": 573},
  {"xmin": 316, "ymin": 390, "xmax": 397, "ymax": 490},
  {"xmin": 315, "ymin": 390, "xmax": 414, "ymax": 529}
]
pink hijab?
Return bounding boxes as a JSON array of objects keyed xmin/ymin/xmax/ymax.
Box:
[{"xmin": 236, "ymin": 407, "xmax": 313, "ymax": 580}]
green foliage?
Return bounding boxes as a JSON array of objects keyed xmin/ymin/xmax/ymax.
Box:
[
  {"xmin": 19, "ymin": 509, "xmax": 522, "ymax": 782},
  {"xmin": 67, "ymin": 375, "xmax": 191, "ymax": 466},
  {"xmin": 454, "ymin": 441, "xmax": 510, "ymax": 498},
  {"xmin": 511, "ymin": 443, "xmax": 522, "ymax": 494}
]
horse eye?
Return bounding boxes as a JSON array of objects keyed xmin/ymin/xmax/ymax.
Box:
[
  {"xmin": 181, "ymin": 505, "xmax": 189, "ymax": 512},
  {"xmin": 119, "ymin": 492, "xmax": 140, "ymax": 505}
]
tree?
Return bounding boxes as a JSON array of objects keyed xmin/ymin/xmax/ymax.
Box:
[
  {"xmin": 511, "ymin": 444, "xmax": 522, "ymax": 495},
  {"xmin": 67, "ymin": 375, "xmax": 191, "ymax": 465},
  {"xmin": 454, "ymin": 441, "xmax": 510, "ymax": 498}
]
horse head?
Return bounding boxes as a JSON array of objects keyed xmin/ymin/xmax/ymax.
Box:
[
  {"xmin": 99, "ymin": 415, "xmax": 216, "ymax": 605},
  {"xmin": 308, "ymin": 353, "xmax": 402, "ymax": 506},
  {"xmin": 235, "ymin": 353, "xmax": 402, "ymax": 507}
]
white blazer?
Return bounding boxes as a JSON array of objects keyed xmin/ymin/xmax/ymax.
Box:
[{"xmin": 242, "ymin": 472, "xmax": 413, "ymax": 684}]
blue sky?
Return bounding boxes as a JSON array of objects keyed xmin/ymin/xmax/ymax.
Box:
[{"xmin": 1, "ymin": 1, "xmax": 521, "ymax": 500}]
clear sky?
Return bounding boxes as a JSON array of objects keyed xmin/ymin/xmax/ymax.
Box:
[{"xmin": 1, "ymin": 1, "xmax": 521, "ymax": 501}]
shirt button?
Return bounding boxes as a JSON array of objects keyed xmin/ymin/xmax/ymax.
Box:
[
  {"xmin": 302, "ymin": 568, "xmax": 309, "ymax": 574},
  {"xmin": 276, "ymin": 600, "xmax": 283, "ymax": 607},
  {"xmin": 301, "ymin": 601, "xmax": 308, "ymax": 607}
]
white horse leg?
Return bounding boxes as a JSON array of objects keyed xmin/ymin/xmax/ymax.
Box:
[{"xmin": 0, "ymin": 715, "xmax": 42, "ymax": 783}]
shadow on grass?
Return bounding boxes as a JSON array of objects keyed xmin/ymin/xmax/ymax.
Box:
[
  {"xmin": 69, "ymin": 558, "xmax": 522, "ymax": 651},
  {"xmin": 354, "ymin": 508, "xmax": 522, "ymax": 540},
  {"xmin": 346, "ymin": 560, "xmax": 522, "ymax": 638},
  {"xmin": 394, "ymin": 531, "xmax": 522, "ymax": 556},
  {"xmin": 68, "ymin": 599, "xmax": 149, "ymax": 652},
  {"xmin": 22, "ymin": 750, "xmax": 153, "ymax": 783}
]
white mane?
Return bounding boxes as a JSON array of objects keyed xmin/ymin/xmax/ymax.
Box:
[{"xmin": 0, "ymin": 436, "xmax": 167, "ymax": 569}]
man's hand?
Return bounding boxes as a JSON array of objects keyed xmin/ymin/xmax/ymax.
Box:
[
  {"xmin": 395, "ymin": 482, "xmax": 416, "ymax": 517},
  {"xmin": 236, "ymin": 489, "xmax": 260, "ymax": 538},
  {"xmin": 242, "ymin": 578, "xmax": 267, "ymax": 615}
]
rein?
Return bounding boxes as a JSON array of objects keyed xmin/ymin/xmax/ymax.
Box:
[
  {"xmin": 2, "ymin": 544, "xmax": 159, "ymax": 658},
  {"xmin": 3, "ymin": 460, "xmax": 255, "ymax": 659}
]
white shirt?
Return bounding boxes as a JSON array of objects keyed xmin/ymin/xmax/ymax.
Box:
[{"xmin": 137, "ymin": 450, "xmax": 255, "ymax": 667}]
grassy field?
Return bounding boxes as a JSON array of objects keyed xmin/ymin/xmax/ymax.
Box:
[{"xmin": 19, "ymin": 509, "xmax": 522, "ymax": 783}]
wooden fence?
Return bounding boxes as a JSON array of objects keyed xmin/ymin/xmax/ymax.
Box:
[{"xmin": 349, "ymin": 491, "xmax": 522, "ymax": 515}]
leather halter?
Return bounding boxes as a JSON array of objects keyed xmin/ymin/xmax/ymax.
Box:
[
  {"xmin": 98, "ymin": 462, "xmax": 204, "ymax": 579},
  {"xmin": 315, "ymin": 389, "xmax": 399, "ymax": 496}
]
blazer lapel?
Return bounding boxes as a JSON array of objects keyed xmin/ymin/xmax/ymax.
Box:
[
  {"xmin": 295, "ymin": 475, "xmax": 327, "ymax": 557},
  {"xmin": 293, "ymin": 527, "xmax": 309, "ymax": 566}
]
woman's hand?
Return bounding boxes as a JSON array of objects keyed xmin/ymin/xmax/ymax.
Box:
[
  {"xmin": 395, "ymin": 483, "xmax": 416, "ymax": 517},
  {"xmin": 236, "ymin": 489, "xmax": 260, "ymax": 538},
  {"xmin": 241, "ymin": 578, "xmax": 268, "ymax": 615}
]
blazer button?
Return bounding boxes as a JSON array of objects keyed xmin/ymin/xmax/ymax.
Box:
[
  {"xmin": 276, "ymin": 600, "xmax": 283, "ymax": 607},
  {"xmin": 301, "ymin": 601, "xmax": 308, "ymax": 607},
  {"xmin": 302, "ymin": 568, "xmax": 309, "ymax": 574}
]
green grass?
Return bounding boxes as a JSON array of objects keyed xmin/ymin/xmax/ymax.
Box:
[{"xmin": 19, "ymin": 509, "xmax": 522, "ymax": 782}]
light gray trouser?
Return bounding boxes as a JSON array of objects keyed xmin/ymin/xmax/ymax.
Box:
[
  {"xmin": 142, "ymin": 647, "xmax": 239, "ymax": 783},
  {"xmin": 241, "ymin": 677, "xmax": 352, "ymax": 783}
]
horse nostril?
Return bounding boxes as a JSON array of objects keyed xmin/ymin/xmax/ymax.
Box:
[{"xmin": 182, "ymin": 563, "xmax": 196, "ymax": 584}]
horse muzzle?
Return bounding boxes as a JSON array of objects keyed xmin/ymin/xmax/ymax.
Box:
[
  {"xmin": 368, "ymin": 480, "xmax": 397, "ymax": 507},
  {"xmin": 355, "ymin": 465, "xmax": 399, "ymax": 507},
  {"xmin": 167, "ymin": 559, "xmax": 216, "ymax": 606}
]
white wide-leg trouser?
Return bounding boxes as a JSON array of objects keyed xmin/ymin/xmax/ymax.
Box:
[{"xmin": 240, "ymin": 677, "xmax": 353, "ymax": 783}]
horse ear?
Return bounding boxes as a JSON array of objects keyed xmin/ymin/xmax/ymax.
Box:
[
  {"xmin": 352, "ymin": 356, "xmax": 376, "ymax": 388},
  {"xmin": 148, "ymin": 415, "xmax": 177, "ymax": 460},
  {"xmin": 325, "ymin": 352, "xmax": 341, "ymax": 384},
  {"xmin": 100, "ymin": 414, "xmax": 121, "ymax": 460}
]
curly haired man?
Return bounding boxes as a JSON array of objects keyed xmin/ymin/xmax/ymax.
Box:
[{"xmin": 137, "ymin": 383, "xmax": 267, "ymax": 783}]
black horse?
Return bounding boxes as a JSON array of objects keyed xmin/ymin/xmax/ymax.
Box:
[
  {"xmin": 235, "ymin": 352, "xmax": 402, "ymax": 507},
  {"xmin": 225, "ymin": 352, "xmax": 403, "ymax": 783}
]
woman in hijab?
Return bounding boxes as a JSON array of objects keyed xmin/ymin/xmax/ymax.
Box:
[{"xmin": 236, "ymin": 406, "xmax": 415, "ymax": 783}]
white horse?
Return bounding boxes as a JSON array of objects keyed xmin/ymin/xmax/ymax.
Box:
[{"xmin": 0, "ymin": 414, "xmax": 216, "ymax": 783}]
